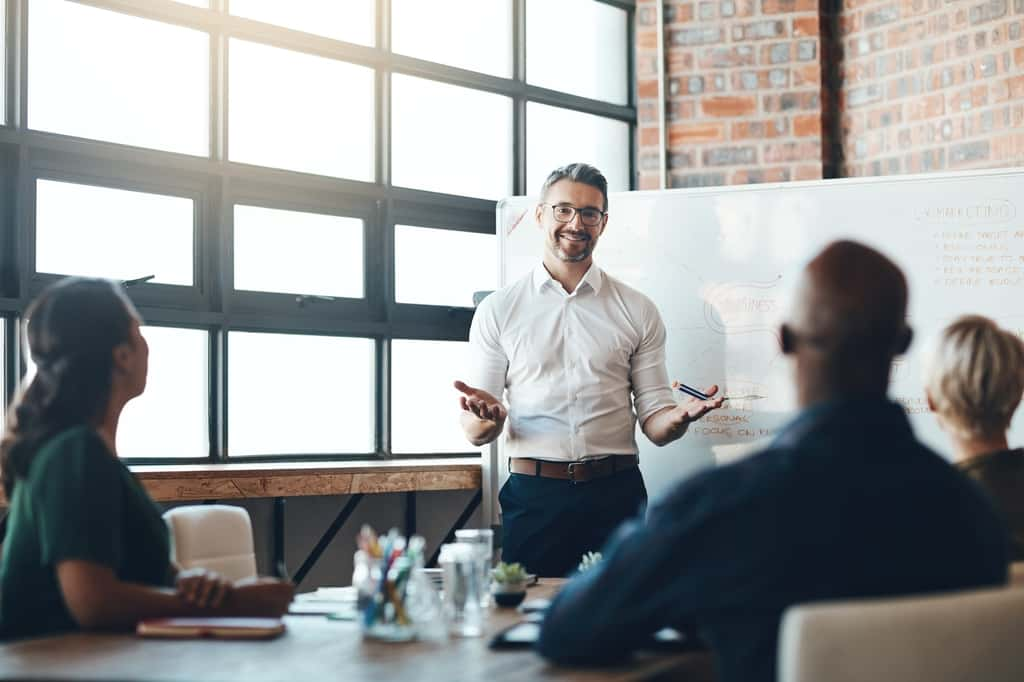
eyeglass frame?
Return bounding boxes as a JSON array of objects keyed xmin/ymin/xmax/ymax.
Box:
[{"xmin": 538, "ymin": 202, "xmax": 608, "ymax": 228}]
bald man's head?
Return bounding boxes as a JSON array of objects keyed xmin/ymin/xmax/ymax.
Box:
[{"xmin": 782, "ymin": 241, "xmax": 912, "ymax": 402}]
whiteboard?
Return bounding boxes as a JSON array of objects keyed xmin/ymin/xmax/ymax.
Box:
[{"xmin": 496, "ymin": 168, "xmax": 1024, "ymax": 502}]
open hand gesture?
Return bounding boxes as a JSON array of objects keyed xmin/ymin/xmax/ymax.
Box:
[
  {"xmin": 667, "ymin": 383, "xmax": 724, "ymax": 431},
  {"xmin": 454, "ymin": 380, "xmax": 507, "ymax": 425}
]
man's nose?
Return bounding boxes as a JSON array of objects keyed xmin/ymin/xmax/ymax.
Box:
[{"xmin": 564, "ymin": 213, "xmax": 585, "ymax": 230}]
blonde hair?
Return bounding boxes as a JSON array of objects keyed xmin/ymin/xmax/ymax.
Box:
[{"xmin": 925, "ymin": 315, "xmax": 1024, "ymax": 439}]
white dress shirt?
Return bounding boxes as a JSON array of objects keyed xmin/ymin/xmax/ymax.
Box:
[{"xmin": 467, "ymin": 263, "xmax": 676, "ymax": 462}]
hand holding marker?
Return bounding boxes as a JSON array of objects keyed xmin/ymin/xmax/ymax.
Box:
[{"xmin": 672, "ymin": 380, "xmax": 765, "ymax": 402}]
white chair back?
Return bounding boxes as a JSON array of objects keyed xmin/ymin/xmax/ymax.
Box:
[
  {"xmin": 1009, "ymin": 561, "xmax": 1024, "ymax": 587},
  {"xmin": 163, "ymin": 505, "xmax": 258, "ymax": 582},
  {"xmin": 778, "ymin": 586, "xmax": 1024, "ymax": 682}
]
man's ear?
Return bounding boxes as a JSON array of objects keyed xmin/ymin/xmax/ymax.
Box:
[
  {"xmin": 895, "ymin": 326, "xmax": 913, "ymax": 355},
  {"xmin": 780, "ymin": 323, "xmax": 796, "ymax": 355},
  {"xmin": 111, "ymin": 343, "xmax": 131, "ymax": 375},
  {"xmin": 925, "ymin": 389, "xmax": 936, "ymax": 413},
  {"xmin": 535, "ymin": 204, "xmax": 544, "ymax": 226}
]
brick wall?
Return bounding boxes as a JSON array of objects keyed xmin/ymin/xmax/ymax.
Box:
[
  {"xmin": 636, "ymin": 0, "xmax": 1024, "ymax": 187},
  {"xmin": 841, "ymin": 0, "xmax": 1024, "ymax": 176},
  {"xmin": 636, "ymin": 0, "xmax": 826, "ymax": 189}
]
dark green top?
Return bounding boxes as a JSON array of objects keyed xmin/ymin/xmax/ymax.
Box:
[
  {"xmin": 958, "ymin": 448, "xmax": 1024, "ymax": 561},
  {"xmin": 0, "ymin": 426, "xmax": 172, "ymax": 640}
]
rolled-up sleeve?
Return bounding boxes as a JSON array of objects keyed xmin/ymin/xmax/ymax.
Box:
[
  {"xmin": 466, "ymin": 296, "xmax": 508, "ymax": 400},
  {"xmin": 631, "ymin": 303, "xmax": 675, "ymax": 424}
]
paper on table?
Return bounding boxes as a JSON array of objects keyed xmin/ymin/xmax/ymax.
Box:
[{"xmin": 293, "ymin": 586, "xmax": 358, "ymax": 602}]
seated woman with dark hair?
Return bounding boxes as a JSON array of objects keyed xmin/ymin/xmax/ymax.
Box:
[
  {"xmin": 0, "ymin": 278, "xmax": 293, "ymax": 639},
  {"xmin": 926, "ymin": 315, "xmax": 1024, "ymax": 560}
]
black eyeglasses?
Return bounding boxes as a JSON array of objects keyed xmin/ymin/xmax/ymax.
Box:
[{"xmin": 540, "ymin": 203, "xmax": 606, "ymax": 227}]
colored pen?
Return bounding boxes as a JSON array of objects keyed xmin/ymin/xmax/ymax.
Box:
[{"xmin": 672, "ymin": 381, "xmax": 765, "ymax": 401}]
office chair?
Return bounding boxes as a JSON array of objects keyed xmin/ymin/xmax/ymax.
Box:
[
  {"xmin": 778, "ymin": 585, "xmax": 1024, "ymax": 682},
  {"xmin": 163, "ymin": 504, "xmax": 258, "ymax": 582}
]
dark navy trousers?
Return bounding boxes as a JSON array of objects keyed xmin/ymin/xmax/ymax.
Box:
[{"xmin": 499, "ymin": 466, "xmax": 647, "ymax": 578}]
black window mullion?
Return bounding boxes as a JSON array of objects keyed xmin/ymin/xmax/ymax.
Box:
[
  {"xmin": 513, "ymin": 0, "xmax": 526, "ymax": 196},
  {"xmin": 214, "ymin": 326, "xmax": 227, "ymax": 461},
  {"xmin": 376, "ymin": 337, "xmax": 390, "ymax": 458}
]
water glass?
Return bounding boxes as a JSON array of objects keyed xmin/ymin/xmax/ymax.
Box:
[
  {"xmin": 454, "ymin": 528, "xmax": 493, "ymax": 608},
  {"xmin": 439, "ymin": 542, "xmax": 485, "ymax": 637}
]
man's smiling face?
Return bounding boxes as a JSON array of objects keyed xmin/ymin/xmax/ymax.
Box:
[{"xmin": 536, "ymin": 179, "xmax": 607, "ymax": 264}]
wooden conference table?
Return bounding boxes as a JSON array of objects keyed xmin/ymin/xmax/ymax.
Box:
[{"xmin": 0, "ymin": 581, "xmax": 716, "ymax": 682}]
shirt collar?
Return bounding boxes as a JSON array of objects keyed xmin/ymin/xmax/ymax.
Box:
[
  {"xmin": 532, "ymin": 263, "xmax": 604, "ymax": 295},
  {"xmin": 771, "ymin": 398, "xmax": 913, "ymax": 451}
]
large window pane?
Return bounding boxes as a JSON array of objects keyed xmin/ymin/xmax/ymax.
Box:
[
  {"xmin": 228, "ymin": 332, "xmax": 373, "ymax": 456},
  {"xmin": 230, "ymin": 0, "xmax": 374, "ymax": 46},
  {"xmin": 229, "ymin": 39, "xmax": 374, "ymax": 180},
  {"xmin": 19, "ymin": 326, "xmax": 207, "ymax": 458},
  {"xmin": 392, "ymin": 340, "xmax": 472, "ymax": 453},
  {"xmin": 392, "ymin": 0, "xmax": 511, "ymax": 77},
  {"xmin": 526, "ymin": 0, "xmax": 628, "ymax": 105},
  {"xmin": 395, "ymin": 226, "xmax": 495, "ymax": 307},
  {"xmin": 35, "ymin": 180, "xmax": 194, "ymax": 285},
  {"xmin": 392, "ymin": 75, "xmax": 511, "ymax": 199},
  {"xmin": 119, "ymin": 327, "xmax": 208, "ymax": 458},
  {"xmin": 28, "ymin": 0, "xmax": 208, "ymax": 155},
  {"xmin": 234, "ymin": 205, "xmax": 363, "ymax": 298},
  {"xmin": 526, "ymin": 102, "xmax": 630, "ymax": 194}
]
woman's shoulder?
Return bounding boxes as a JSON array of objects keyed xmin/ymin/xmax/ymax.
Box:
[{"xmin": 29, "ymin": 425, "xmax": 114, "ymax": 479}]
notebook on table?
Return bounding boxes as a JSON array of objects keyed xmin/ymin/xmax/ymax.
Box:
[{"xmin": 136, "ymin": 617, "xmax": 286, "ymax": 640}]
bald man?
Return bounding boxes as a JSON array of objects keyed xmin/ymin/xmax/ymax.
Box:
[{"xmin": 538, "ymin": 241, "xmax": 1008, "ymax": 682}]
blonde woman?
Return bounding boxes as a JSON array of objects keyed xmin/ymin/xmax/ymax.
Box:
[{"xmin": 926, "ymin": 315, "xmax": 1024, "ymax": 559}]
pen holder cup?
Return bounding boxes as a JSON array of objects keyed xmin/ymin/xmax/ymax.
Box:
[{"xmin": 353, "ymin": 552, "xmax": 417, "ymax": 642}]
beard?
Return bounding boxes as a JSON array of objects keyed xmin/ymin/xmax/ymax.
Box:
[{"xmin": 549, "ymin": 232, "xmax": 593, "ymax": 262}]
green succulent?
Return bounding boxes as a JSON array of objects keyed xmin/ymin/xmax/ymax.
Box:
[
  {"xmin": 492, "ymin": 561, "xmax": 528, "ymax": 584},
  {"xmin": 578, "ymin": 551, "xmax": 603, "ymax": 573}
]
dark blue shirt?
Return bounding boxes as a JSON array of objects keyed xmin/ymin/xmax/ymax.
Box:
[{"xmin": 537, "ymin": 400, "xmax": 1008, "ymax": 682}]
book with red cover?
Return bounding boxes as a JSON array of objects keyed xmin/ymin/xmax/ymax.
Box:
[{"xmin": 136, "ymin": 617, "xmax": 286, "ymax": 640}]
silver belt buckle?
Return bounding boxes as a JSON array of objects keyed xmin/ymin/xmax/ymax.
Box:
[{"xmin": 567, "ymin": 462, "xmax": 577, "ymax": 483}]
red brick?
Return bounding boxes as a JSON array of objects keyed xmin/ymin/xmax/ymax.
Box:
[
  {"xmin": 637, "ymin": 30, "xmax": 658, "ymax": 50},
  {"xmin": 667, "ymin": 2, "xmax": 694, "ymax": 24},
  {"xmin": 640, "ymin": 127, "xmax": 660, "ymax": 147},
  {"xmin": 794, "ymin": 164, "xmax": 822, "ymax": 180},
  {"xmin": 668, "ymin": 122, "xmax": 726, "ymax": 145},
  {"xmin": 667, "ymin": 49, "xmax": 694, "ymax": 72},
  {"xmin": 794, "ymin": 63, "xmax": 821, "ymax": 87},
  {"xmin": 638, "ymin": 174, "xmax": 661, "ymax": 191},
  {"xmin": 731, "ymin": 119, "xmax": 790, "ymax": 139},
  {"xmin": 794, "ymin": 113, "xmax": 822, "ymax": 137},
  {"xmin": 908, "ymin": 93, "xmax": 945, "ymax": 120},
  {"xmin": 730, "ymin": 167, "xmax": 792, "ymax": 184},
  {"xmin": 793, "ymin": 16, "xmax": 819, "ymax": 36},
  {"xmin": 762, "ymin": 0, "xmax": 818, "ymax": 13},
  {"xmin": 702, "ymin": 96, "xmax": 758, "ymax": 117},
  {"xmin": 1016, "ymin": 47, "xmax": 1024, "ymax": 68},
  {"xmin": 638, "ymin": 79, "xmax": 659, "ymax": 99},
  {"xmin": 669, "ymin": 100, "xmax": 696, "ymax": 120},
  {"xmin": 1006, "ymin": 75, "xmax": 1024, "ymax": 100},
  {"xmin": 991, "ymin": 133, "xmax": 1024, "ymax": 163},
  {"xmin": 764, "ymin": 140, "xmax": 821, "ymax": 163}
]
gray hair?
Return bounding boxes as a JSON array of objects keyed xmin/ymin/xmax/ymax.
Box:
[
  {"xmin": 924, "ymin": 315, "xmax": 1024, "ymax": 439},
  {"xmin": 539, "ymin": 163, "xmax": 609, "ymax": 210}
]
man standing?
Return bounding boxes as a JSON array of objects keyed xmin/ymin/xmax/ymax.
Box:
[
  {"xmin": 455, "ymin": 163, "xmax": 722, "ymax": 577},
  {"xmin": 536, "ymin": 241, "xmax": 1008, "ymax": 682}
]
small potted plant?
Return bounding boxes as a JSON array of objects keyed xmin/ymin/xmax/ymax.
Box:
[
  {"xmin": 491, "ymin": 561, "xmax": 529, "ymax": 607},
  {"xmin": 578, "ymin": 551, "xmax": 602, "ymax": 573}
]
